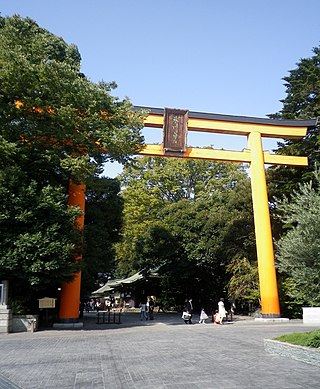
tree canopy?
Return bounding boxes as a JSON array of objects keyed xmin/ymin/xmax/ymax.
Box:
[
  {"xmin": 0, "ymin": 15, "xmax": 145, "ymax": 310},
  {"xmin": 275, "ymin": 172, "xmax": 320, "ymax": 307},
  {"xmin": 267, "ymin": 46, "xmax": 320, "ymax": 198},
  {"xmin": 116, "ymin": 156, "xmax": 256, "ymax": 310},
  {"xmin": 265, "ymin": 46, "xmax": 320, "ymax": 315},
  {"xmin": 81, "ymin": 176, "xmax": 123, "ymax": 296},
  {"xmin": 0, "ymin": 15, "xmax": 145, "ymax": 183}
]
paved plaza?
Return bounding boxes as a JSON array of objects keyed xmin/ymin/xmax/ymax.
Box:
[{"xmin": 0, "ymin": 312, "xmax": 319, "ymax": 388}]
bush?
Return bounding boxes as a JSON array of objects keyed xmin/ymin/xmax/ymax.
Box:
[
  {"xmin": 306, "ymin": 332, "xmax": 320, "ymax": 348},
  {"xmin": 9, "ymin": 298, "xmax": 26, "ymax": 315}
]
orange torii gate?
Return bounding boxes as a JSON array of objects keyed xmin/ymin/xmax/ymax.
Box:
[{"xmin": 59, "ymin": 107, "xmax": 316, "ymax": 325}]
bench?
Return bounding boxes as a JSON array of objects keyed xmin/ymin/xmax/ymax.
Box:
[{"xmin": 96, "ymin": 310, "xmax": 121, "ymax": 324}]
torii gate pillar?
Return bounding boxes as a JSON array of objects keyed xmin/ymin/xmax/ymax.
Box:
[
  {"xmin": 58, "ymin": 180, "xmax": 86, "ymax": 324},
  {"xmin": 248, "ymin": 131, "xmax": 279, "ymax": 316}
]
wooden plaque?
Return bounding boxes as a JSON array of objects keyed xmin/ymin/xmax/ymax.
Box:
[
  {"xmin": 38, "ymin": 297, "xmax": 56, "ymax": 309},
  {"xmin": 163, "ymin": 108, "xmax": 188, "ymax": 153}
]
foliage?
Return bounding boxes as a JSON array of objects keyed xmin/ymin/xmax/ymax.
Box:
[
  {"xmin": 265, "ymin": 46, "xmax": 320, "ymax": 315},
  {"xmin": 275, "ymin": 172, "xmax": 320, "ymax": 306},
  {"xmin": 0, "ymin": 15, "xmax": 145, "ymax": 181},
  {"xmin": 275, "ymin": 330, "xmax": 320, "ymax": 348},
  {"xmin": 116, "ymin": 156, "xmax": 256, "ymax": 309},
  {"xmin": 120, "ymin": 156, "xmax": 248, "ymax": 202},
  {"xmin": 267, "ymin": 46, "xmax": 320, "ymax": 199},
  {"xmin": 273, "ymin": 46, "xmax": 320, "ymax": 121},
  {"xmin": 226, "ymin": 257, "xmax": 259, "ymax": 307},
  {"xmin": 81, "ymin": 176, "xmax": 123, "ymax": 295},
  {"xmin": 115, "ymin": 181, "xmax": 164, "ymax": 274},
  {"xmin": 277, "ymin": 275, "xmax": 305, "ymax": 318},
  {"xmin": 0, "ymin": 169, "xmax": 81, "ymax": 287},
  {"xmin": 8, "ymin": 298, "xmax": 27, "ymax": 315},
  {"xmin": 0, "ymin": 15, "xmax": 145, "ymax": 310}
]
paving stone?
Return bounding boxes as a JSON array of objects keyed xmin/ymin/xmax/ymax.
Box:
[{"xmin": 0, "ymin": 313, "xmax": 319, "ymax": 388}]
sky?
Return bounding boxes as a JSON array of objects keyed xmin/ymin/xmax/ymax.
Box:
[{"xmin": 1, "ymin": 0, "xmax": 320, "ymax": 177}]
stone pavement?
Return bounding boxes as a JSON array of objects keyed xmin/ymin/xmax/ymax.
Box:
[{"xmin": 0, "ymin": 312, "xmax": 319, "ymax": 389}]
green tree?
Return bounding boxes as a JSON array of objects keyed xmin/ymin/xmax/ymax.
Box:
[
  {"xmin": 116, "ymin": 156, "xmax": 255, "ymax": 309},
  {"xmin": 0, "ymin": 163, "xmax": 81, "ymax": 312},
  {"xmin": 265, "ymin": 46, "xmax": 320, "ymax": 316},
  {"xmin": 0, "ymin": 16, "xmax": 145, "ymax": 309},
  {"xmin": 0, "ymin": 173, "xmax": 81, "ymax": 287},
  {"xmin": 226, "ymin": 257, "xmax": 259, "ymax": 313},
  {"xmin": 0, "ymin": 15, "xmax": 145, "ymax": 183},
  {"xmin": 82, "ymin": 176, "xmax": 123, "ymax": 295},
  {"xmin": 115, "ymin": 183, "xmax": 164, "ymax": 274},
  {"xmin": 267, "ymin": 46, "xmax": 320, "ymax": 198},
  {"xmin": 116, "ymin": 156, "xmax": 250, "ymax": 274},
  {"xmin": 275, "ymin": 172, "xmax": 320, "ymax": 307},
  {"xmin": 120, "ymin": 155, "xmax": 247, "ymax": 202}
]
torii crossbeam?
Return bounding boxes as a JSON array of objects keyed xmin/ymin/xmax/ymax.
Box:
[{"xmin": 59, "ymin": 106, "xmax": 316, "ymax": 322}]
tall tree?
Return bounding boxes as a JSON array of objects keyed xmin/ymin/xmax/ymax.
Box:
[
  {"xmin": 275, "ymin": 172, "xmax": 320, "ymax": 307},
  {"xmin": 0, "ymin": 15, "xmax": 145, "ymax": 183},
  {"xmin": 81, "ymin": 177, "xmax": 123, "ymax": 295},
  {"xmin": 265, "ymin": 47, "xmax": 320, "ymax": 315},
  {"xmin": 226, "ymin": 257, "xmax": 259, "ymax": 313},
  {"xmin": 267, "ymin": 46, "xmax": 320, "ymax": 198},
  {"xmin": 116, "ymin": 156, "xmax": 250, "ymax": 274},
  {"xmin": 0, "ymin": 171, "xmax": 81, "ymax": 287},
  {"xmin": 0, "ymin": 16, "xmax": 145, "ymax": 308},
  {"xmin": 120, "ymin": 156, "xmax": 247, "ymax": 202},
  {"xmin": 116, "ymin": 156, "xmax": 255, "ymax": 309}
]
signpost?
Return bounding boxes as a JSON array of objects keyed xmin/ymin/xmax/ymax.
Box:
[{"xmin": 38, "ymin": 297, "xmax": 57, "ymax": 326}]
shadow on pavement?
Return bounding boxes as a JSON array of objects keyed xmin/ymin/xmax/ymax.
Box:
[
  {"xmin": 82, "ymin": 311, "xmax": 186, "ymax": 330},
  {"xmin": 37, "ymin": 311, "xmax": 249, "ymax": 332}
]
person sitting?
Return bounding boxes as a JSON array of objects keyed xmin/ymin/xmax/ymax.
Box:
[{"xmin": 213, "ymin": 310, "xmax": 222, "ymax": 325}]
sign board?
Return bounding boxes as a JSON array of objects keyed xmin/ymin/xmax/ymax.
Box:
[
  {"xmin": 38, "ymin": 297, "xmax": 56, "ymax": 309},
  {"xmin": 163, "ymin": 108, "xmax": 188, "ymax": 153}
]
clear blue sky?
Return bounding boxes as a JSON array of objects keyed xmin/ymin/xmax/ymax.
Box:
[{"xmin": 1, "ymin": 0, "xmax": 319, "ymax": 176}]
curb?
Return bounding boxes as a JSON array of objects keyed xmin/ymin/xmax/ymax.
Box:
[{"xmin": 264, "ymin": 339, "xmax": 320, "ymax": 367}]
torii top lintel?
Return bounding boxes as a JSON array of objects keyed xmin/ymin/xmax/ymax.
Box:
[
  {"xmin": 134, "ymin": 106, "xmax": 316, "ymax": 138},
  {"xmin": 133, "ymin": 106, "xmax": 317, "ymax": 166}
]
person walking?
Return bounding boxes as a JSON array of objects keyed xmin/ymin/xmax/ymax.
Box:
[
  {"xmin": 218, "ymin": 298, "xmax": 227, "ymax": 324},
  {"xmin": 187, "ymin": 298, "xmax": 193, "ymax": 313},
  {"xmin": 199, "ymin": 308, "xmax": 209, "ymax": 324},
  {"xmin": 139, "ymin": 300, "xmax": 147, "ymax": 321},
  {"xmin": 182, "ymin": 298, "xmax": 193, "ymax": 324},
  {"xmin": 157, "ymin": 300, "xmax": 165, "ymax": 313},
  {"xmin": 182, "ymin": 306, "xmax": 192, "ymax": 324},
  {"xmin": 148, "ymin": 297, "xmax": 155, "ymax": 320}
]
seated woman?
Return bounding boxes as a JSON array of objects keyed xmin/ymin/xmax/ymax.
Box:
[{"xmin": 213, "ymin": 310, "xmax": 222, "ymax": 325}]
